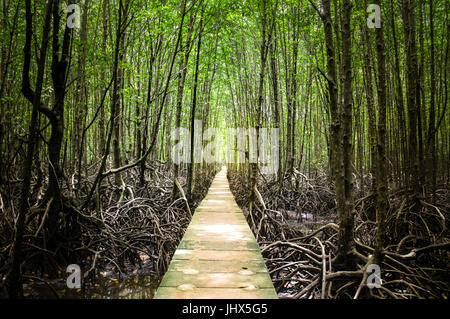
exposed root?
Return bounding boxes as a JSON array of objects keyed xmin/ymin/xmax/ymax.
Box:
[
  {"xmin": 0, "ymin": 162, "xmax": 217, "ymax": 296},
  {"xmin": 228, "ymin": 167, "xmax": 450, "ymax": 299}
]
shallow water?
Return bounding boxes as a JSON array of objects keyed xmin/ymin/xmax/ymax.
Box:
[{"xmin": 22, "ymin": 273, "xmax": 160, "ymax": 299}]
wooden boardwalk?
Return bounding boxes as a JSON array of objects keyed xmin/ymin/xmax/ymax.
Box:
[{"xmin": 154, "ymin": 167, "xmax": 277, "ymax": 299}]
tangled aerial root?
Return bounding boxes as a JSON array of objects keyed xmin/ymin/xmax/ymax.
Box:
[
  {"xmin": 73, "ymin": 164, "xmax": 217, "ymax": 280},
  {"xmin": 228, "ymin": 168, "xmax": 450, "ymax": 299},
  {"xmin": 0, "ymin": 162, "xmax": 217, "ymax": 295}
]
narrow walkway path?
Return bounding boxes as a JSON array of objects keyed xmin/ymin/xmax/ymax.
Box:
[{"xmin": 154, "ymin": 166, "xmax": 277, "ymax": 299}]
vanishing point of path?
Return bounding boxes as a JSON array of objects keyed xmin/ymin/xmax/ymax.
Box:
[{"xmin": 154, "ymin": 167, "xmax": 277, "ymax": 299}]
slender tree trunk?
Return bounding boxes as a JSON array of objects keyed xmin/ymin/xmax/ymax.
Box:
[
  {"xmin": 318, "ymin": 0, "xmax": 344, "ymax": 252},
  {"xmin": 374, "ymin": 0, "xmax": 389, "ymax": 264},
  {"xmin": 42, "ymin": 0, "xmax": 73, "ymax": 247},
  {"xmin": 75, "ymin": 0, "xmax": 89, "ymax": 195},
  {"xmin": 250, "ymin": 0, "xmax": 272, "ymax": 223},
  {"xmin": 7, "ymin": 0, "xmax": 53, "ymax": 298},
  {"xmin": 389, "ymin": 0, "xmax": 407, "ymax": 187},
  {"xmin": 140, "ymin": 37, "xmax": 161, "ymax": 186},
  {"xmin": 336, "ymin": 0, "xmax": 356, "ymax": 266},
  {"xmin": 401, "ymin": 0, "xmax": 420, "ymax": 197},
  {"xmin": 269, "ymin": 25, "xmax": 282, "ymax": 184},
  {"xmin": 417, "ymin": 2, "xmax": 425, "ymax": 192},
  {"xmin": 188, "ymin": 7, "xmax": 204, "ymax": 199},
  {"xmin": 426, "ymin": 0, "xmax": 437, "ymax": 199},
  {"xmin": 361, "ymin": 11, "xmax": 377, "ymax": 193},
  {"xmin": 111, "ymin": 0, "xmax": 130, "ymax": 188},
  {"xmin": 99, "ymin": 0, "xmax": 109, "ymax": 156},
  {"xmin": 172, "ymin": 8, "xmax": 196, "ymax": 199},
  {"xmin": 290, "ymin": 7, "xmax": 299, "ymax": 172}
]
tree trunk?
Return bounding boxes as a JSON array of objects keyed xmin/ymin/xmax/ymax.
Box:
[
  {"xmin": 7, "ymin": 0, "xmax": 53, "ymax": 298},
  {"xmin": 336, "ymin": 0, "xmax": 355, "ymax": 266},
  {"xmin": 172, "ymin": 7, "xmax": 196, "ymax": 199},
  {"xmin": 389, "ymin": 0, "xmax": 407, "ymax": 187},
  {"xmin": 361, "ymin": 10, "xmax": 377, "ymax": 193},
  {"xmin": 426, "ymin": 0, "xmax": 437, "ymax": 199},
  {"xmin": 187, "ymin": 7, "xmax": 204, "ymax": 200},
  {"xmin": 42, "ymin": 0, "xmax": 73, "ymax": 248},
  {"xmin": 373, "ymin": 0, "xmax": 389, "ymax": 264},
  {"xmin": 269, "ymin": 24, "xmax": 282, "ymax": 184},
  {"xmin": 401, "ymin": 0, "xmax": 420, "ymax": 198}
]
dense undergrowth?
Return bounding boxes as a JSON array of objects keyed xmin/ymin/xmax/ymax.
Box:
[
  {"xmin": 228, "ymin": 166, "xmax": 450, "ymax": 299},
  {"xmin": 0, "ymin": 162, "xmax": 217, "ymax": 298}
]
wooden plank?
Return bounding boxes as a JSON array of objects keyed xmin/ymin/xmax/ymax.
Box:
[
  {"xmin": 191, "ymin": 214, "xmax": 247, "ymax": 225},
  {"xmin": 181, "ymin": 229, "xmax": 255, "ymax": 242},
  {"xmin": 166, "ymin": 259, "xmax": 268, "ymax": 273},
  {"xmin": 172, "ymin": 249, "xmax": 264, "ymax": 261},
  {"xmin": 155, "ymin": 287, "xmax": 278, "ymax": 299},
  {"xmin": 159, "ymin": 272, "xmax": 274, "ymax": 288},
  {"xmin": 178, "ymin": 240, "xmax": 260, "ymax": 251},
  {"xmin": 154, "ymin": 167, "xmax": 277, "ymax": 299}
]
